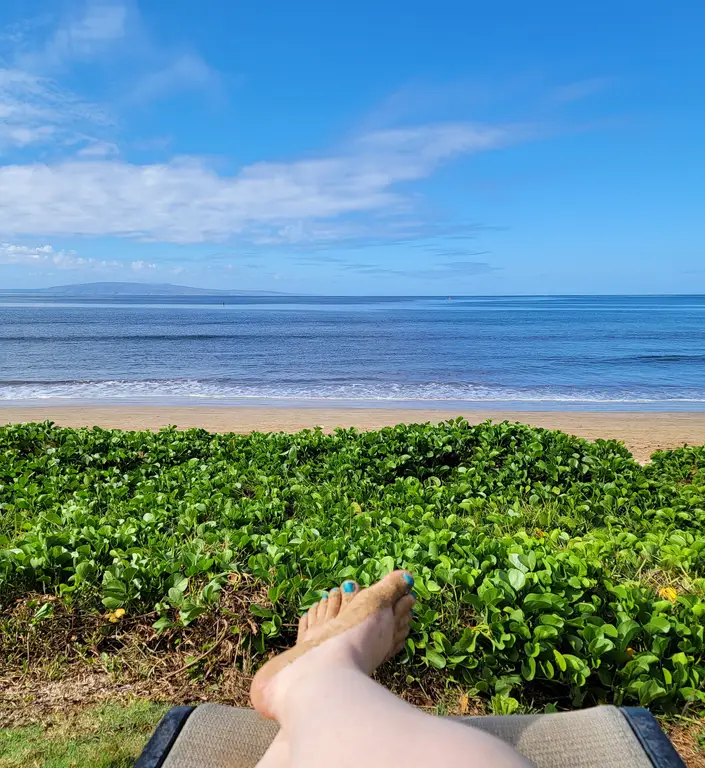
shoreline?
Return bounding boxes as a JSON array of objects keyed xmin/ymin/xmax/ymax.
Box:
[{"xmin": 2, "ymin": 405, "xmax": 705, "ymax": 462}]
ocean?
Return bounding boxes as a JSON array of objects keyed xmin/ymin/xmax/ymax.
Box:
[{"xmin": 1, "ymin": 295, "xmax": 704, "ymax": 411}]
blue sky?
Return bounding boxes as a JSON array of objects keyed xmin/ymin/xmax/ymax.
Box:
[{"xmin": 0, "ymin": 0, "xmax": 703, "ymax": 294}]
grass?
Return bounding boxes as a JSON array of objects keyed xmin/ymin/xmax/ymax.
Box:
[{"xmin": 0, "ymin": 700, "xmax": 168, "ymax": 768}]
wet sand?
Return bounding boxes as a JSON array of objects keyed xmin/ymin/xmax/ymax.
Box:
[{"xmin": 1, "ymin": 406, "xmax": 705, "ymax": 462}]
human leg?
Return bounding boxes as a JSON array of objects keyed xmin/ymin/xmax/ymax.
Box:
[{"xmin": 252, "ymin": 572, "xmax": 530, "ymax": 768}]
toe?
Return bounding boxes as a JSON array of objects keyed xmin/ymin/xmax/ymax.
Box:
[
  {"xmin": 307, "ymin": 600, "xmax": 320, "ymax": 625},
  {"xmin": 393, "ymin": 593, "xmax": 415, "ymax": 623},
  {"xmin": 341, "ymin": 580, "xmax": 360, "ymax": 606},
  {"xmin": 394, "ymin": 616, "xmax": 411, "ymax": 638},
  {"xmin": 391, "ymin": 619, "xmax": 412, "ymax": 654},
  {"xmin": 385, "ymin": 630, "xmax": 409, "ymax": 661},
  {"xmin": 326, "ymin": 587, "xmax": 342, "ymax": 619},
  {"xmin": 297, "ymin": 611, "xmax": 309, "ymax": 641},
  {"xmin": 318, "ymin": 591, "xmax": 329, "ymax": 619},
  {"xmin": 391, "ymin": 637, "xmax": 407, "ymax": 657},
  {"xmin": 374, "ymin": 570, "xmax": 415, "ymax": 605}
]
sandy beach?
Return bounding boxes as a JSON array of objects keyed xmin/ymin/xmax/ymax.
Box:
[{"xmin": 1, "ymin": 406, "xmax": 704, "ymax": 462}]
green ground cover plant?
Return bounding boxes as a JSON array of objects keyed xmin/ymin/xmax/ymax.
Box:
[{"xmin": 1, "ymin": 419, "xmax": 704, "ymax": 713}]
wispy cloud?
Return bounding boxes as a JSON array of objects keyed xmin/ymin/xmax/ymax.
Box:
[
  {"xmin": 340, "ymin": 259, "xmax": 498, "ymax": 279},
  {"xmin": 17, "ymin": 0, "xmax": 128, "ymax": 71},
  {"xmin": 0, "ymin": 1, "xmax": 220, "ymax": 155},
  {"xmin": 129, "ymin": 52, "xmax": 222, "ymax": 104},
  {"xmin": 0, "ymin": 68, "xmax": 112, "ymax": 153},
  {"xmin": 0, "ymin": 122, "xmax": 521, "ymax": 244},
  {"xmin": 76, "ymin": 139, "xmax": 120, "ymax": 157},
  {"xmin": 549, "ymin": 78, "xmax": 611, "ymax": 104}
]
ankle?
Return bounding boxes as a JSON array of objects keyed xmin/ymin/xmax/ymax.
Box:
[{"xmin": 272, "ymin": 661, "xmax": 364, "ymax": 721}]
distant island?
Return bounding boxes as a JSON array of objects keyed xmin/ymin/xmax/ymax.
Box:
[{"xmin": 0, "ymin": 282, "xmax": 292, "ymax": 297}]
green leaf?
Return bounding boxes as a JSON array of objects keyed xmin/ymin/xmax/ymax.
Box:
[
  {"xmin": 637, "ymin": 679, "xmax": 668, "ymax": 706},
  {"xmin": 425, "ymin": 648, "xmax": 446, "ymax": 669},
  {"xmin": 539, "ymin": 614, "xmax": 565, "ymax": 628},
  {"xmin": 521, "ymin": 657, "xmax": 536, "ymax": 681},
  {"xmin": 534, "ymin": 625, "xmax": 559, "ymax": 641},
  {"xmin": 588, "ymin": 636, "xmax": 615, "ymax": 657},
  {"xmin": 617, "ymin": 619, "xmax": 641, "ymax": 647},
  {"xmin": 644, "ymin": 616, "xmax": 671, "ymax": 635},
  {"xmin": 507, "ymin": 569, "xmax": 526, "ymax": 591},
  {"xmin": 153, "ymin": 616, "xmax": 172, "ymax": 632},
  {"xmin": 33, "ymin": 602, "xmax": 54, "ymax": 621},
  {"xmin": 523, "ymin": 592, "xmax": 564, "ymax": 612}
]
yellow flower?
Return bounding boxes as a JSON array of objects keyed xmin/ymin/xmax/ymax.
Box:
[
  {"xmin": 658, "ymin": 587, "xmax": 678, "ymax": 603},
  {"xmin": 626, "ymin": 647, "xmax": 636, "ymax": 659},
  {"xmin": 534, "ymin": 528, "xmax": 546, "ymax": 538},
  {"xmin": 106, "ymin": 607, "xmax": 126, "ymax": 623}
]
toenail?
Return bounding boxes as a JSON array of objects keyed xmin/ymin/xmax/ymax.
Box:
[
  {"xmin": 321, "ymin": 592, "xmax": 328, "ymax": 599},
  {"xmin": 343, "ymin": 581, "xmax": 355, "ymax": 593},
  {"xmin": 411, "ymin": 590, "xmax": 417, "ymax": 599},
  {"xmin": 402, "ymin": 573, "xmax": 414, "ymax": 588},
  {"xmin": 332, "ymin": 587, "xmax": 339, "ymax": 593}
]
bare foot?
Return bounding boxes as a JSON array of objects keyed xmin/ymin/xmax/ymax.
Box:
[{"xmin": 251, "ymin": 571, "xmax": 415, "ymax": 719}]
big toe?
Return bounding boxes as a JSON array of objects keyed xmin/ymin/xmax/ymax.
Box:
[{"xmin": 372, "ymin": 570, "xmax": 414, "ymax": 606}]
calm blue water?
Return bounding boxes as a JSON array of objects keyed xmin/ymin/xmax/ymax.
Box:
[{"xmin": 1, "ymin": 295, "xmax": 705, "ymax": 411}]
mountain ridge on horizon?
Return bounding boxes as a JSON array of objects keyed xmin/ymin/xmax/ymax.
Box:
[{"xmin": 0, "ymin": 282, "xmax": 292, "ymax": 297}]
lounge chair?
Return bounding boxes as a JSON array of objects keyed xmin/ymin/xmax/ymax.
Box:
[{"xmin": 135, "ymin": 703, "xmax": 685, "ymax": 767}]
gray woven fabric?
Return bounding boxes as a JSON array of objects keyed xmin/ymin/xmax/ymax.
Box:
[
  {"xmin": 162, "ymin": 705, "xmax": 278, "ymax": 768},
  {"xmin": 452, "ymin": 707, "xmax": 652, "ymax": 768},
  {"xmin": 162, "ymin": 703, "xmax": 653, "ymax": 768}
]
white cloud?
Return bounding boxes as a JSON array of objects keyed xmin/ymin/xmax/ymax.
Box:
[
  {"xmin": 0, "ymin": 4, "xmax": 122, "ymax": 154},
  {"xmin": 77, "ymin": 139, "xmax": 120, "ymax": 157},
  {"xmin": 0, "ymin": 67, "xmax": 112, "ymax": 153},
  {"xmin": 0, "ymin": 122, "xmax": 516, "ymax": 244},
  {"xmin": 27, "ymin": 1, "xmax": 128, "ymax": 70},
  {"xmin": 131, "ymin": 260, "xmax": 156, "ymax": 271},
  {"xmin": 1, "ymin": 2, "xmax": 219, "ymax": 155},
  {"xmin": 0, "ymin": 242, "xmax": 119, "ymax": 270},
  {"xmin": 130, "ymin": 53, "xmax": 222, "ymax": 104}
]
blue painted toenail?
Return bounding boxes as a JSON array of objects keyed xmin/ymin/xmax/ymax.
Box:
[
  {"xmin": 321, "ymin": 592, "xmax": 328, "ymax": 599},
  {"xmin": 343, "ymin": 581, "xmax": 355, "ymax": 593},
  {"xmin": 403, "ymin": 573, "xmax": 414, "ymax": 588},
  {"xmin": 332, "ymin": 587, "xmax": 339, "ymax": 593}
]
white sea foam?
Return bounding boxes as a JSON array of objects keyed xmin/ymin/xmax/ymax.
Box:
[{"xmin": 2, "ymin": 378, "xmax": 705, "ymax": 404}]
